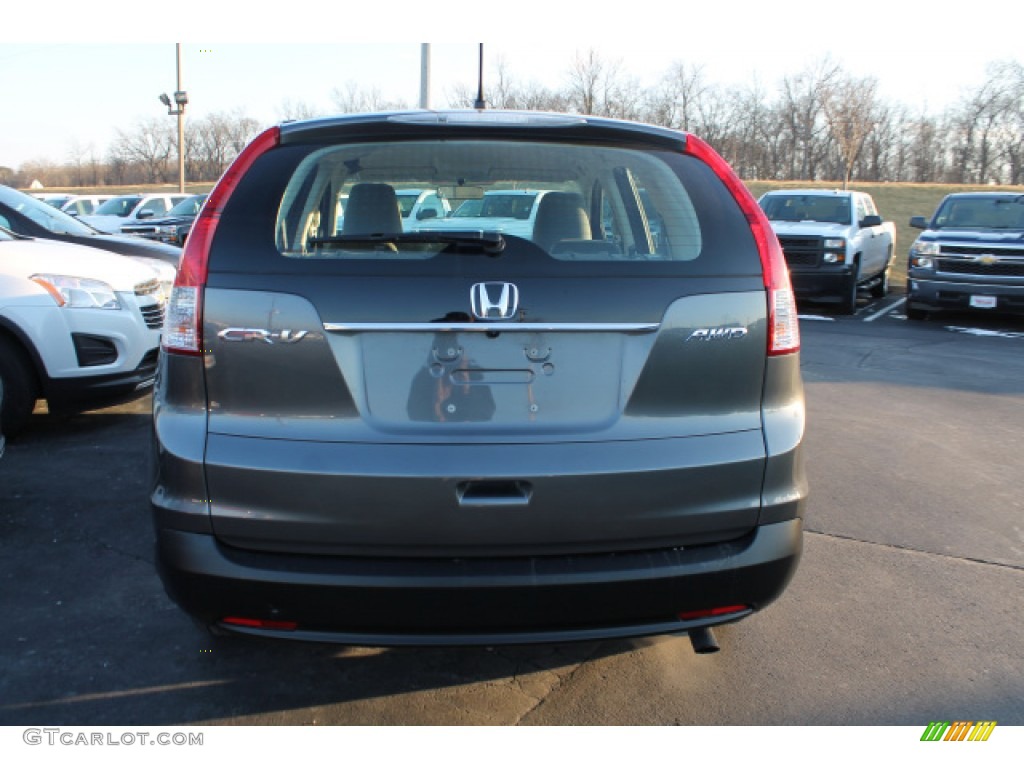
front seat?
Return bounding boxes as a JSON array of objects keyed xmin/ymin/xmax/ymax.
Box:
[{"xmin": 342, "ymin": 183, "xmax": 402, "ymax": 236}]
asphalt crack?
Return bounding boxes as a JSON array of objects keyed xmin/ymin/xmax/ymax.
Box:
[
  {"xmin": 492, "ymin": 645, "xmax": 602, "ymax": 725},
  {"xmin": 805, "ymin": 528, "xmax": 1024, "ymax": 572}
]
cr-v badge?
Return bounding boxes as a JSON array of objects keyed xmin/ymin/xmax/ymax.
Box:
[{"xmin": 217, "ymin": 328, "xmax": 310, "ymax": 344}]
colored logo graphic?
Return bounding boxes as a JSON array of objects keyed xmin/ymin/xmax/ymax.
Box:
[{"xmin": 921, "ymin": 721, "xmax": 996, "ymax": 742}]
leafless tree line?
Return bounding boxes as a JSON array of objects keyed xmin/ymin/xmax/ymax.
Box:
[
  {"xmin": 4, "ymin": 53, "xmax": 1022, "ymax": 189},
  {"xmin": 2, "ymin": 110, "xmax": 263, "ymax": 189},
  {"xmin": 454, "ymin": 53, "xmax": 1024, "ymax": 187}
]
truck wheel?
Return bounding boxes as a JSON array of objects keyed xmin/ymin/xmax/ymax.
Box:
[
  {"xmin": 0, "ymin": 336, "xmax": 40, "ymax": 438},
  {"xmin": 838, "ymin": 271, "xmax": 859, "ymax": 315}
]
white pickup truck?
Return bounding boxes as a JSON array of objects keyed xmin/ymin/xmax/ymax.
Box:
[
  {"xmin": 412, "ymin": 190, "xmax": 550, "ymax": 240},
  {"xmin": 758, "ymin": 189, "xmax": 895, "ymax": 314}
]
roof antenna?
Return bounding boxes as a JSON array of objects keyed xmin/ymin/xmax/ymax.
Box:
[{"xmin": 474, "ymin": 44, "xmax": 486, "ymax": 110}]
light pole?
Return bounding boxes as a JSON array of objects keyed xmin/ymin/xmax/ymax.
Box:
[
  {"xmin": 158, "ymin": 44, "xmax": 188, "ymax": 194},
  {"xmin": 419, "ymin": 44, "xmax": 431, "ymax": 109}
]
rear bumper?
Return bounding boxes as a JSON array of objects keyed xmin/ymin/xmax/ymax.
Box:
[{"xmin": 154, "ymin": 518, "xmax": 802, "ymax": 646}]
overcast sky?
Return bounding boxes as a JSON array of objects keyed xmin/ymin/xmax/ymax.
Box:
[{"xmin": 2, "ymin": 1, "xmax": 1020, "ymax": 169}]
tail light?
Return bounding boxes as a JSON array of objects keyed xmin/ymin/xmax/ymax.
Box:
[
  {"xmin": 162, "ymin": 126, "xmax": 281, "ymax": 356},
  {"xmin": 683, "ymin": 135, "xmax": 800, "ymax": 356}
]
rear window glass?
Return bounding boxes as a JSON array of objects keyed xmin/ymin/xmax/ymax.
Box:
[{"xmin": 268, "ymin": 139, "xmax": 750, "ymax": 266}]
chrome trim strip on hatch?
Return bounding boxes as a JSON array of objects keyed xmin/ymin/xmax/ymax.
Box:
[{"xmin": 323, "ymin": 322, "xmax": 660, "ymax": 334}]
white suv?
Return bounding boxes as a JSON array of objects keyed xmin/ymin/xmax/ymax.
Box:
[{"xmin": 0, "ymin": 228, "xmax": 171, "ymax": 436}]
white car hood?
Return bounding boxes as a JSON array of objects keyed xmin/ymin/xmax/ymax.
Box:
[
  {"xmin": 126, "ymin": 255, "xmax": 176, "ymax": 285},
  {"xmin": 0, "ymin": 238, "xmax": 160, "ymax": 291},
  {"xmin": 768, "ymin": 221, "xmax": 851, "ymax": 237}
]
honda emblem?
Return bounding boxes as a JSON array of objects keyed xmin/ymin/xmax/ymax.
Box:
[{"xmin": 470, "ymin": 282, "xmax": 519, "ymax": 320}]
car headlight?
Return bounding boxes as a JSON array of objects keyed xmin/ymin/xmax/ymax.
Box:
[
  {"xmin": 157, "ymin": 225, "xmax": 178, "ymax": 236},
  {"xmin": 823, "ymin": 238, "xmax": 846, "ymax": 250},
  {"xmin": 30, "ymin": 274, "xmax": 122, "ymax": 310},
  {"xmin": 910, "ymin": 240, "xmax": 939, "ymax": 268}
]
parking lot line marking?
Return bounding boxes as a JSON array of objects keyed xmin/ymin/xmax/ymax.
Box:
[
  {"xmin": 863, "ymin": 297, "xmax": 906, "ymax": 322},
  {"xmin": 945, "ymin": 326, "xmax": 1024, "ymax": 339}
]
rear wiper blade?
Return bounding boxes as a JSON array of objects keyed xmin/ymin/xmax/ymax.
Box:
[{"xmin": 309, "ymin": 231, "xmax": 505, "ymax": 255}]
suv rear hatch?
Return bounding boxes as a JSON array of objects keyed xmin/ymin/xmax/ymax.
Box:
[{"xmin": 170, "ymin": 115, "xmax": 794, "ymax": 558}]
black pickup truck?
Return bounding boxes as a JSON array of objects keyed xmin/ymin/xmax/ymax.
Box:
[{"xmin": 907, "ymin": 192, "xmax": 1024, "ymax": 319}]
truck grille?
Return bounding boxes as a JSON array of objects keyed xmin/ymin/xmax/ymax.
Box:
[
  {"xmin": 943, "ymin": 244, "xmax": 1024, "ymax": 258},
  {"xmin": 936, "ymin": 259, "xmax": 1024, "ymax": 278},
  {"xmin": 777, "ymin": 236, "xmax": 820, "ymax": 267}
]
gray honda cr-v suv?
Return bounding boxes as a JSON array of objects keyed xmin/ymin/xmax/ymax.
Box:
[{"xmin": 151, "ymin": 110, "xmax": 806, "ymax": 651}]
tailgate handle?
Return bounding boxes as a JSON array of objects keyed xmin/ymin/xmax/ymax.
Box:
[{"xmin": 457, "ymin": 481, "xmax": 533, "ymax": 508}]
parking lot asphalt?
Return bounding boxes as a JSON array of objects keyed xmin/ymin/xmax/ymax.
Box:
[{"xmin": 1, "ymin": 295, "xmax": 1022, "ymax": 726}]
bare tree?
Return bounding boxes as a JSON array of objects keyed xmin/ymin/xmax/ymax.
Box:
[
  {"xmin": 974, "ymin": 60, "xmax": 1024, "ymax": 184},
  {"xmin": 565, "ymin": 49, "xmax": 604, "ymax": 114},
  {"xmin": 947, "ymin": 62, "xmax": 1019, "ymax": 184},
  {"xmin": 330, "ymin": 82, "xmax": 408, "ymax": 113},
  {"xmin": 643, "ymin": 61, "xmax": 708, "ymax": 130},
  {"xmin": 997, "ymin": 61, "xmax": 1024, "ymax": 184},
  {"xmin": 905, "ymin": 111, "xmax": 943, "ymax": 182},
  {"xmin": 779, "ymin": 60, "xmax": 841, "ymax": 180},
  {"xmin": 189, "ymin": 110, "xmax": 262, "ymax": 182},
  {"xmin": 691, "ymin": 87, "xmax": 732, "ymax": 151},
  {"xmin": 820, "ymin": 74, "xmax": 880, "ymax": 187},
  {"xmin": 17, "ymin": 158, "xmax": 63, "ymax": 187},
  {"xmin": 721, "ymin": 80, "xmax": 774, "ymax": 179},
  {"xmin": 109, "ymin": 118, "xmax": 176, "ymax": 184},
  {"xmin": 564, "ymin": 49, "xmax": 633, "ymax": 117},
  {"xmin": 66, "ymin": 140, "xmax": 89, "ymax": 187},
  {"xmin": 275, "ymin": 99, "xmax": 323, "ymax": 121},
  {"xmin": 450, "ymin": 57, "xmax": 568, "ymax": 111}
]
